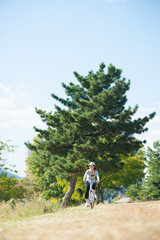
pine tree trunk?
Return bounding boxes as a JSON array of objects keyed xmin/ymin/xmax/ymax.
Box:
[{"xmin": 60, "ymin": 178, "xmax": 77, "ymax": 208}]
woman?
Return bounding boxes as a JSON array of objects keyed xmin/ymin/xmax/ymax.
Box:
[{"xmin": 83, "ymin": 162, "xmax": 100, "ymax": 207}]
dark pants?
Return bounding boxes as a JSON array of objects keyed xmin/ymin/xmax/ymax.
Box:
[{"xmin": 85, "ymin": 181, "xmax": 96, "ymax": 199}]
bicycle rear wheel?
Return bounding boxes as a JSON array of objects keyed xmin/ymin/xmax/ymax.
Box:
[{"xmin": 89, "ymin": 191, "xmax": 94, "ymax": 209}]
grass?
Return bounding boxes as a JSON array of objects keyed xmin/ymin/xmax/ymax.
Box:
[
  {"xmin": 0, "ymin": 197, "xmax": 59, "ymax": 224},
  {"xmin": 0, "ymin": 200, "xmax": 160, "ymax": 240}
]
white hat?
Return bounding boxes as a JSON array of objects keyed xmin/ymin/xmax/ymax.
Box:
[{"xmin": 88, "ymin": 162, "xmax": 95, "ymax": 166}]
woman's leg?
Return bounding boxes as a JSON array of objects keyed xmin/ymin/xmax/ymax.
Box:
[
  {"xmin": 85, "ymin": 181, "xmax": 90, "ymax": 202},
  {"xmin": 92, "ymin": 183, "xmax": 96, "ymax": 195}
]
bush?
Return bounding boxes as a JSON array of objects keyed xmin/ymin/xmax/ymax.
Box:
[
  {"xmin": 0, "ymin": 174, "xmax": 26, "ymax": 202},
  {"xmin": 126, "ymin": 183, "xmax": 147, "ymax": 200},
  {"xmin": 145, "ymin": 176, "xmax": 160, "ymax": 200}
]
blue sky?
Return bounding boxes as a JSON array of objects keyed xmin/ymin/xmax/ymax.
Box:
[{"xmin": 0, "ymin": 0, "xmax": 160, "ymax": 177}]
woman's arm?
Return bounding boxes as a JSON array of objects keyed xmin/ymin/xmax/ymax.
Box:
[
  {"xmin": 83, "ymin": 170, "xmax": 88, "ymax": 182},
  {"xmin": 95, "ymin": 170, "xmax": 100, "ymax": 182}
]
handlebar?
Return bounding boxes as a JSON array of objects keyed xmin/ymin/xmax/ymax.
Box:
[
  {"xmin": 84, "ymin": 180, "xmax": 99, "ymax": 184},
  {"xmin": 87, "ymin": 180, "xmax": 96, "ymax": 183}
]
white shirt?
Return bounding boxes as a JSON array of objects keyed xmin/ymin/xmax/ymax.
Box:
[{"xmin": 83, "ymin": 169, "xmax": 100, "ymax": 182}]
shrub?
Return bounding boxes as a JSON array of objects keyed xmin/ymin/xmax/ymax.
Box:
[
  {"xmin": 126, "ymin": 183, "xmax": 142, "ymax": 200},
  {"xmin": 0, "ymin": 174, "xmax": 26, "ymax": 202}
]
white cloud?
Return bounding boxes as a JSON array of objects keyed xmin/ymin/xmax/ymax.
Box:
[
  {"xmin": 151, "ymin": 130, "xmax": 160, "ymax": 136},
  {"xmin": 0, "ymin": 83, "xmax": 45, "ymax": 129}
]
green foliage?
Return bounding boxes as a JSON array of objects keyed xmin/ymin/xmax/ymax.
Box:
[
  {"xmin": 126, "ymin": 183, "xmax": 142, "ymax": 199},
  {"xmin": 56, "ymin": 176, "xmax": 85, "ymax": 203},
  {"xmin": 25, "ymin": 63, "xmax": 155, "ymax": 203},
  {"xmin": 0, "ymin": 173, "xmax": 25, "ymax": 202},
  {"xmin": 126, "ymin": 141, "xmax": 160, "ymax": 201},
  {"xmin": 118, "ymin": 152, "xmax": 145, "ymax": 187},
  {"xmin": 145, "ymin": 141, "xmax": 160, "ymax": 199},
  {"xmin": 0, "ymin": 140, "xmax": 24, "ymax": 202},
  {"xmin": 126, "ymin": 183, "xmax": 148, "ymax": 201},
  {"xmin": 0, "ymin": 140, "xmax": 17, "ymax": 174},
  {"xmin": 100, "ymin": 150, "xmax": 146, "ymax": 190},
  {"xmin": 26, "ymin": 144, "xmax": 64, "ymax": 200}
]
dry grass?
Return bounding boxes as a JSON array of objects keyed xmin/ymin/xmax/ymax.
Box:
[
  {"xmin": 0, "ymin": 197, "xmax": 57, "ymax": 223},
  {"xmin": 0, "ymin": 201, "xmax": 160, "ymax": 240}
]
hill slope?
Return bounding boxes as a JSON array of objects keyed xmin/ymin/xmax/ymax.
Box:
[
  {"xmin": 0, "ymin": 201, "xmax": 160, "ymax": 240},
  {"xmin": 0, "ymin": 169, "xmax": 22, "ymax": 179}
]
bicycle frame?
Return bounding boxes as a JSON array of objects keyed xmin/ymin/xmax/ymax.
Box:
[{"xmin": 88, "ymin": 180, "xmax": 96, "ymax": 209}]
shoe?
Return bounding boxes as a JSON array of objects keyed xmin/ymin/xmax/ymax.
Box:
[{"xmin": 85, "ymin": 202, "xmax": 89, "ymax": 207}]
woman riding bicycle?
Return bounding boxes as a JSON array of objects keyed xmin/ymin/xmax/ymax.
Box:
[{"xmin": 83, "ymin": 162, "xmax": 100, "ymax": 207}]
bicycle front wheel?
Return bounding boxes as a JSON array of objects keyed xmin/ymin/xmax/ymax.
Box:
[{"xmin": 89, "ymin": 191, "xmax": 94, "ymax": 209}]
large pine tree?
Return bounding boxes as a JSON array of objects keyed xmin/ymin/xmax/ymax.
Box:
[{"xmin": 25, "ymin": 63, "xmax": 155, "ymax": 207}]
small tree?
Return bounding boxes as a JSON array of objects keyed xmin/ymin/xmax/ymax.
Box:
[
  {"xmin": 0, "ymin": 173, "xmax": 25, "ymax": 202},
  {"xmin": 0, "ymin": 140, "xmax": 18, "ymax": 174},
  {"xmin": 26, "ymin": 63, "xmax": 155, "ymax": 207},
  {"xmin": 98, "ymin": 150, "xmax": 145, "ymax": 202},
  {"xmin": 145, "ymin": 140, "xmax": 160, "ymax": 199},
  {"xmin": 102, "ymin": 150, "xmax": 146, "ymax": 188},
  {"xmin": 0, "ymin": 140, "xmax": 25, "ymax": 201}
]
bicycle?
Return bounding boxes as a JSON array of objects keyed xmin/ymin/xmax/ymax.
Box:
[{"xmin": 88, "ymin": 180, "xmax": 96, "ymax": 209}]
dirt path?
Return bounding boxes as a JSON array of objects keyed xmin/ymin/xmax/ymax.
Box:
[{"xmin": 1, "ymin": 201, "xmax": 160, "ymax": 240}]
